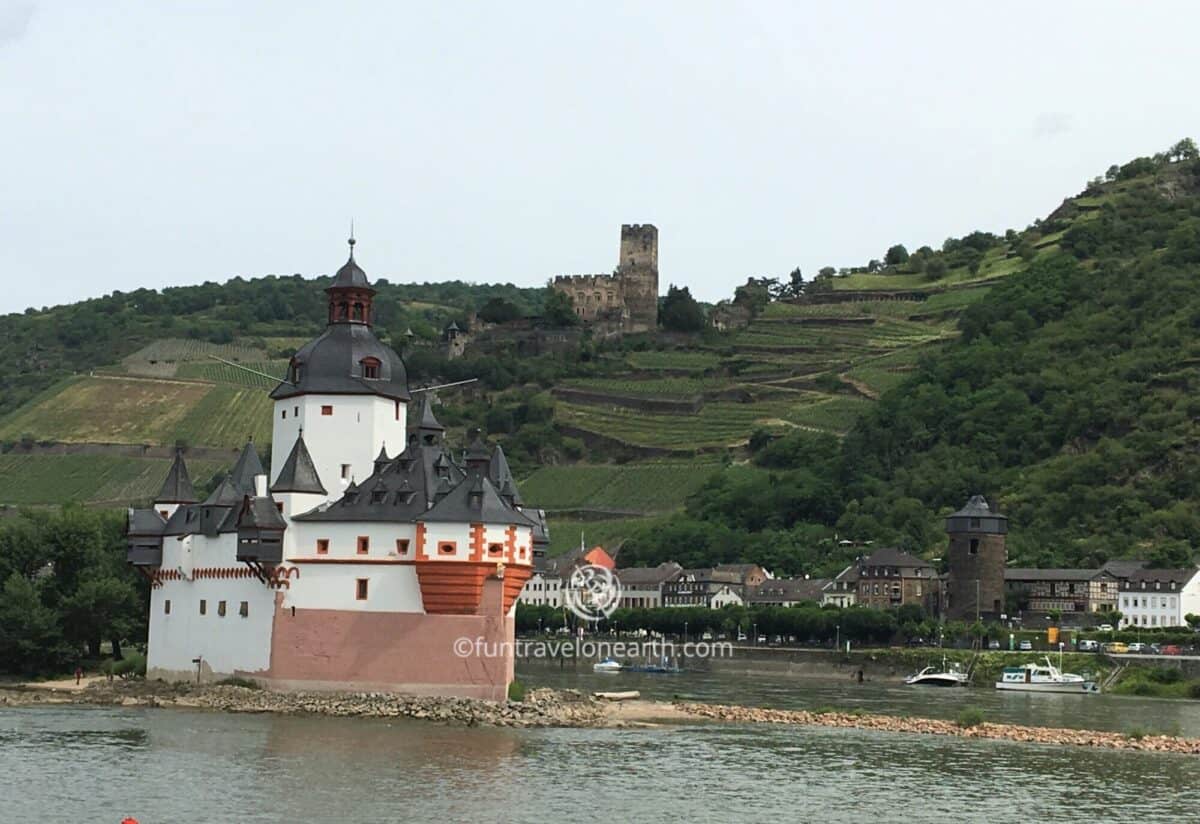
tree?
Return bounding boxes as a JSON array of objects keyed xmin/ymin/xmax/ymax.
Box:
[
  {"xmin": 786, "ymin": 267, "xmax": 805, "ymax": 298},
  {"xmin": 924, "ymin": 258, "xmax": 948, "ymax": 281},
  {"xmin": 733, "ymin": 278, "xmax": 772, "ymax": 315},
  {"xmin": 1169, "ymin": 137, "xmax": 1198, "ymax": 162},
  {"xmin": 885, "ymin": 244, "xmax": 910, "ymax": 266},
  {"xmin": 542, "ymin": 288, "xmax": 578, "ymax": 327},
  {"xmin": 659, "ymin": 285, "xmax": 706, "ymax": 332},
  {"xmin": 477, "ymin": 297, "xmax": 523, "ymax": 325},
  {"xmin": 1105, "ymin": 164, "xmax": 1120, "ymax": 182}
]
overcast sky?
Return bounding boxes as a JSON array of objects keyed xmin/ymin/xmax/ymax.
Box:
[{"xmin": 2, "ymin": 1, "xmax": 1199, "ymax": 314}]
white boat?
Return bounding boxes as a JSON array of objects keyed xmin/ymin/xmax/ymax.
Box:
[
  {"xmin": 905, "ymin": 658, "xmax": 968, "ymax": 687},
  {"xmin": 995, "ymin": 657, "xmax": 1098, "ymax": 694},
  {"xmin": 593, "ymin": 658, "xmax": 622, "ymax": 673}
]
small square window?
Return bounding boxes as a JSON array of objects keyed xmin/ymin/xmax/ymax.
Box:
[
  {"xmin": 357, "ymin": 536, "xmax": 370, "ymax": 555},
  {"xmin": 218, "ymin": 600, "xmax": 227, "ymax": 617},
  {"xmin": 316, "ymin": 538, "xmax": 329, "ymax": 555},
  {"xmin": 159, "ymin": 510, "xmax": 169, "ymax": 519},
  {"xmin": 396, "ymin": 539, "xmax": 409, "ymax": 555},
  {"xmin": 239, "ymin": 601, "xmax": 249, "ymax": 618},
  {"xmin": 321, "ymin": 405, "xmax": 333, "ymax": 416},
  {"xmin": 356, "ymin": 578, "xmax": 369, "ymax": 600},
  {"xmin": 199, "ymin": 599, "xmax": 207, "ymax": 616},
  {"xmin": 438, "ymin": 542, "xmax": 456, "ymax": 555},
  {"xmin": 164, "ymin": 599, "xmax": 171, "ymax": 615}
]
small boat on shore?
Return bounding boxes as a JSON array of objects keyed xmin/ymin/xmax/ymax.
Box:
[
  {"xmin": 996, "ymin": 657, "xmax": 1098, "ymax": 694},
  {"xmin": 905, "ymin": 657, "xmax": 968, "ymax": 687},
  {"xmin": 593, "ymin": 658, "xmax": 622, "ymax": 673}
]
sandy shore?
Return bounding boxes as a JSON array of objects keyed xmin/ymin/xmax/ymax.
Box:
[{"xmin": 4, "ymin": 680, "xmax": 1199, "ymax": 754}]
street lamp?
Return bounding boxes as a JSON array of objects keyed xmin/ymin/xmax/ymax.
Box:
[
  {"xmin": 683, "ymin": 620, "xmax": 688, "ymax": 644},
  {"xmin": 753, "ymin": 622, "xmax": 758, "ymax": 645}
]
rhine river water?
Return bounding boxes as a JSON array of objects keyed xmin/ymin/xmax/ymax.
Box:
[{"xmin": 4, "ymin": 665, "xmax": 1200, "ymax": 823}]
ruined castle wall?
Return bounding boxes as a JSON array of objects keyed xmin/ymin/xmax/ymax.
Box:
[{"xmin": 552, "ymin": 273, "xmax": 624, "ymax": 322}]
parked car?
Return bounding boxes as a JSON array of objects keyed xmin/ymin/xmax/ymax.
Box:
[
  {"xmin": 906, "ymin": 637, "xmax": 928, "ymax": 647},
  {"xmin": 1078, "ymin": 639, "xmax": 1100, "ymax": 652},
  {"xmin": 1018, "ymin": 640, "xmax": 1033, "ymax": 651},
  {"xmin": 1127, "ymin": 642, "xmax": 1148, "ymax": 654},
  {"xmin": 1097, "ymin": 624, "xmax": 1114, "ymax": 633},
  {"xmin": 1162, "ymin": 645, "xmax": 1183, "ymax": 656},
  {"xmin": 987, "ymin": 640, "xmax": 1001, "ymax": 650},
  {"xmin": 1103, "ymin": 641, "xmax": 1129, "ymax": 654}
]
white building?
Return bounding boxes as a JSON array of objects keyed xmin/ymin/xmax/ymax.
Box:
[
  {"xmin": 127, "ymin": 239, "xmax": 548, "ymax": 699},
  {"xmin": 1118, "ymin": 568, "xmax": 1200, "ymax": 629},
  {"xmin": 822, "ymin": 565, "xmax": 859, "ymax": 608}
]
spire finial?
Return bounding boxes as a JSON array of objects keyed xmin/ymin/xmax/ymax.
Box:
[{"xmin": 348, "ymin": 220, "xmax": 356, "ymax": 258}]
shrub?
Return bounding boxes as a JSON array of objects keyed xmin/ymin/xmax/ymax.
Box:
[
  {"xmin": 1127, "ymin": 727, "xmax": 1147, "ymax": 741},
  {"xmin": 956, "ymin": 707, "xmax": 985, "ymax": 728},
  {"xmin": 112, "ymin": 651, "xmax": 146, "ymax": 680},
  {"xmin": 507, "ymin": 680, "xmax": 526, "ymax": 703},
  {"xmin": 1149, "ymin": 667, "xmax": 1184, "ymax": 684},
  {"xmin": 1187, "ymin": 681, "xmax": 1200, "ymax": 700}
]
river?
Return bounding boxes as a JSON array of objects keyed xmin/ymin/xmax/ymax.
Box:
[{"xmin": 4, "ymin": 667, "xmax": 1200, "ymax": 823}]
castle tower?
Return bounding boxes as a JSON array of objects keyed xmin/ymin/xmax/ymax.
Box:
[
  {"xmin": 618, "ymin": 224, "xmax": 658, "ymax": 333},
  {"xmin": 269, "ymin": 236, "xmax": 410, "ymax": 498},
  {"xmin": 944, "ymin": 495, "xmax": 1008, "ymax": 621}
]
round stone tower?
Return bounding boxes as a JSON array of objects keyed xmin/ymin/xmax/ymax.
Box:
[{"xmin": 944, "ymin": 495, "xmax": 1007, "ymax": 621}]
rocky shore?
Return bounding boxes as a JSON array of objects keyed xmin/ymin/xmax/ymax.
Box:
[
  {"xmin": 679, "ymin": 702, "xmax": 1200, "ymax": 754},
  {"xmin": 5, "ymin": 680, "xmax": 1200, "ymax": 754}
]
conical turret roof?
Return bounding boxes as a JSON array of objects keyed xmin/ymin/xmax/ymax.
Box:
[
  {"xmin": 489, "ymin": 444, "xmax": 522, "ymax": 505},
  {"xmin": 155, "ymin": 447, "xmax": 197, "ymax": 504},
  {"xmin": 228, "ymin": 440, "xmax": 265, "ymax": 495},
  {"xmin": 270, "ymin": 434, "xmax": 326, "ymax": 495}
]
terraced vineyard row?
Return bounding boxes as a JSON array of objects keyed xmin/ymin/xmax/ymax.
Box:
[
  {"xmin": 626, "ymin": 350, "xmax": 722, "ymax": 371},
  {"xmin": 518, "ymin": 461, "xmax": 722, "ymax": 512},
  {"xmin": 562, "ymin": 375, "xmax": 736, "ymax": 398},
  {"xmin": 0, "ymin": 453, "xmax": 229, "ymax": 506},
  {"xmin": 176, "ymin": 360, "xmax": 290, "ymax": 387}
]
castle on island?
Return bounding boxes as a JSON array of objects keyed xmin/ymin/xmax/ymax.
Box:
[
  {"xmin": 551, "ymin": 223, "xmax": 659, "ymax": 333},
  {"xmin": 126, "ymin": 239, "xmax": 548, "ymax": 699}
]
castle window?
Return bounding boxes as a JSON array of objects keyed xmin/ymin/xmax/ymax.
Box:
[
  {"xmin": 294, "ymin": 406, "xmax": 299, "ymax": 416},
  {"xmin": 352, "ymin": 303, "xmax": 364, "ymax": 321},
  {"xmin": 395, "ymin": 400, "xmax": 402, "ymax": 421},
  {"xmin": 199, "ymin": 599, "xmax": 207, "ymax": 616},
  {"xmin": 316, "ymin": 538, "xmax": 329, "ymax": 555},
  {"xmin": 164, "ymin": 599, "xmax": 171, "ymax": 615},
  {"xmin": 290, "ymin": 360, "xmax": 304, "ymax": 383},
  {"xmin": 338, "ymin": 301, "xmax": 350, "ymax": 320},
  {"xmin": 488, "ymin": 543, "xmax": 503, "ymax": 557},
  {"xmin": 356, "ymin": 578, "xmax": 369, "ymax": 600},
  {"xmin": 438, "ymin": 541, "xmax": 456, "ymax": 556},
  {"xmin": 341, "ymin": 464, "xmax": 350, "ymax": 479},
  {"xmin": 969, "ymin": 539, "xmax": 979, "ymax": 555},
  {"xmin": 276, "ymin": 502, "xmax": 283, "ymax": 513},
  {"xmin": 396, "ymin": 539, "xmax": 409, "ymax": 555},
  {"xmin": 361, "ymin": 357, "xmax": 381, "ymax": 379},
  {"xmin": 282, "ymin": 410, "xmax": 287, "ymax": 419},
  {"xmin": 218, "ymin": 600, "xmax": 227, "ymax": 617},
  {"xmin": 322, "ymin": 405, "xmax": 333, "ymax": 416},
  {"xmin": 159, "ymin": 510, "xmax": 168, "ymax": 519},
  {"xmin": 357, "ymin": 536, "xmax": 370, "ymax": 555},
  {"xmin": 239, "ymin": 601, "xmax": 249, "ymax": 618}
]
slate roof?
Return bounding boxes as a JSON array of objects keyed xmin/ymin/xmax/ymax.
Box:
[
  {"xmin": 860, "ymin": 547, "xmax": 935, "ymax": 570},
  {"xmin": 270, "ymin": 434, "xmax": 326, "ymax": 495},
  {"xmin": 1004, "ymin": 568, "xmax": 1111, "ymax": 582},
  {"xmin": 1101, "ymin": 559, "xmax": 1150, "ymax": 580},
  {"xmin": 155, "ymin": 448, "xmax": 197, "ymax": 504},
  {"xmin": 270, "ymin": 323, "xmax": 409, "ymax": 402},
  {"xmin": 950, "ymin": 495, "xmax": 1004, "ymax": 520},
  {"xmin": 227, "ymin": 440, "xmax": 265, "ymax": 496},
  {"xmin": 616, "ymin": 563, "xmax": 683, "ymax": 586},
  {"xmin": 488, "ymin": 444, "xmax": 522, "ymax": 506},
  {"xmin": 422, "ymin": 471, "xmax": 536, "ymax": 526},
  {"xmin": 1120, "ymin": 568, "xmax": 1200, "ymax": 589},
  {"xmin": 329, "ymin": 246, "xmax": 372, "ymax": 290},
  {"xmin": 235, "ymin": 495, "xmax": 288, "ymax": 531},
  {"xmin": 413, "ymin": 396, "xmax": 445, "ymax": 434},
  {"xmin": 127, "ymin": 508, "xmax": 166, "ymax": 536},
  {"xmin": 748, "ymin": 577, "xmax": 829, "ymax": 604}
]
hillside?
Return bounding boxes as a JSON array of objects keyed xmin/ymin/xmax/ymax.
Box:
[{"xmin": 2, "ymin": 140, "xmax": 1198, "ymax": 577}]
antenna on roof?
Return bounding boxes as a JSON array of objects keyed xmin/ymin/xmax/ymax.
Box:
[
  {"xmin": 410, "ymin": 378, "xmax": 478, "ymax": 394},
  {"xmin": 208, "ymin": 355, "xmax": 293, "ymax": 386}
]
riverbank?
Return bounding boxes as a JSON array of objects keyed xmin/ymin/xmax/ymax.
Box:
[{"xmin": 5, "ymin": 679, "xmax": 1200, "ymax": 755}]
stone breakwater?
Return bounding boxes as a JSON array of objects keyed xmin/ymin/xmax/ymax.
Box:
[{"xmin": 677, "ymin": 703, "xmax": 1200, "ymax": 755}]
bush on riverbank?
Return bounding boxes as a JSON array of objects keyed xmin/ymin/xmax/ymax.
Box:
[
  {"xmin": 1110, "ymin": 666, "xmax": 1198, "ymax": 699},
  {"xmin": 957, "ymin": 707, "xmax": 985, "ymax": 728}
]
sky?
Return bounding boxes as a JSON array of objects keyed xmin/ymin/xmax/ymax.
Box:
[{"xmin": 2, "ymin": 1, "xmax": 1200, "ymax": 314}]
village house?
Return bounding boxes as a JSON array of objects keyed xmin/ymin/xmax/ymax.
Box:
[
  {"xmin": 1004, "ymin": 568, "xmax": 1119, "ymax": 615},
  {"xmin": 822, "ymin": 565, "xmax": 859, "ymax": 608},
  {"xmin": 662, "ymin": 564, "xmax": 768, "ymax": 608},
  {"xmin": 854, "ymin": 547, "xmax": 939, "ymax": 613},
  {"xmin": 516, "ymin": 544, "xmax": 615, "ymax": 608},
  {"xmin": 1118, "ymin": 568, "xmax": 1200, "ymax": 629},
  {"xmin": 747, "ymin": 577, "xmax": 829, "ymax": 607},
  {"xmin": 615, "ymin": 562, "xmax": 683, "ymax": 609}
]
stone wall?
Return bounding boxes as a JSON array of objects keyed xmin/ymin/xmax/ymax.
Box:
[{"xmin": 946, "ymin": 532, "xmax": 1007, "ymax": 620}]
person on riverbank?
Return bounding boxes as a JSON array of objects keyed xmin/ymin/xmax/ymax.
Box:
[{"xmin": 74, "ymin": 666, "xmax": 82, "ymax": 686}]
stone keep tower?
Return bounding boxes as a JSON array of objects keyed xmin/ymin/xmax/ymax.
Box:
[
  {"xmin": 618, "ymin": 224, "xmax": 658, "ymax": 333},
  {"xmin": 945, "ymin": 495, "xmax": 1007, "ymax": 621}
]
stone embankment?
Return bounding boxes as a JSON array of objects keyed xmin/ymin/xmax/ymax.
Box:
[{"xmin": 678, "ymin": 703, "xmax": 1200, "ymax": 754}]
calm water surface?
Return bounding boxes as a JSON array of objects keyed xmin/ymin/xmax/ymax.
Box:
[{"xmin": 4, "ymin": 666, "xmax": 1200, "ymax": 823}]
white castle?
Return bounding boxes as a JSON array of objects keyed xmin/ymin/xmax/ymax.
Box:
[{"xmin": 126, "ymin": 239, "xmax": 546, "ymax": 699}]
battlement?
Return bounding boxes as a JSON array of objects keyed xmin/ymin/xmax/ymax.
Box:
[{"xmin": 553, "ymin": 273, "xmax": 620, "ymax": 287}]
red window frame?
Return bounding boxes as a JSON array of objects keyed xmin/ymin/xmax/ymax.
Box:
[
  {"xmin": 321, "ymin": 405, "xmax": 333, "ymax": 416},
  {"xmin": 357, "ymin": 536, "xmax": 370, "ymax": 555},
  {"xmin": 316, "ymin": 538, "xmax": 329, "ymax": 555}
]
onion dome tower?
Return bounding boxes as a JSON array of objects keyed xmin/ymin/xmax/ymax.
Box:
[{"xmin": 944, "ymin": 495, "xmax": 1008, "ymax": 621}]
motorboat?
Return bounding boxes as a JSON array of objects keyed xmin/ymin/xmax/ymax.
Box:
[
  {"xmin": 904, "ymin": 657, "xmax": 968, "ymax": 687},
  {"xmin": 593, "ymin": 658, "xmax": 622, "ymax": 673},
  {"xmin": 996, "ymin": 657, "xmax": 1098, "ymax": 694},
  {"xmin": 625, "ymin": 654, "xmax": 682, "ymax": 674}
]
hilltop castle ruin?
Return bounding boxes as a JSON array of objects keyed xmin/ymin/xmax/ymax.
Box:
[{"xmin": 552, "ymin": 224, "xmax": 658, "ymax": 333}]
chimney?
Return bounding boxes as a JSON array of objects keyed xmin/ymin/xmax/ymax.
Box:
[{"xmin": 254, "ymin": 474, "xmax": 267, "ymax": 497}]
